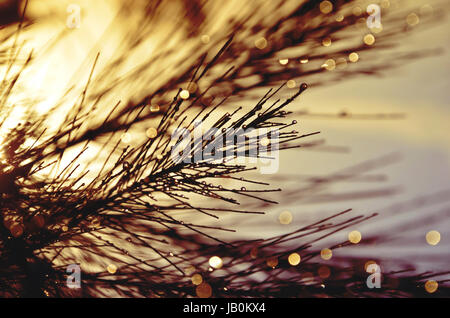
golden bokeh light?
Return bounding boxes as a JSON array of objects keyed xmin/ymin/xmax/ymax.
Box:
[
  {"xmin": 406, "ymin": 13, "xmax": 420, "ymax": 26},
  {"xmin": 320, "ymin": 1, "xmax": 333, "ymax": 14},
  {"xmin": 278, "ymin": 211, "xmax": 293, "ymax": 225},
  {"xmin": 320, "ymin": 248, "xmax": 332, "ymax": 260},
  {"xmin": 146, "ymin": 127, "xmax": 158, "ymax": 139},
  {"xmin": 255, "ymin": 37, "xmax": 267, "ymax": 50},
  {"xmin": 364, "ymin": 34, "xmax": 375, "ymax": 45},
  {"xmin": 322, "ymin": 59, "xmax": 336, "ymax": 71},
  {"xmin": 191, "ymin": 273, "xmax": 203, "ymax": 285},
  {"xmin": 426, "ymin": 230, "xmax": 441, "ymax": 246},
  {"xmin": 107, "ymin": 264, "xmax": 117, "ymax": 274},
  {"xmin": 180, "ymin": 89, "xmax": 190, "ymax": 100},
  {"xmin": 322, "ymin": 37, "xmax": 332, "ymax": 47},
  {"xmin": 425, "ymin": 280, "xmax": 438, "ymax": 293},
  {"xmin": 3, "ymin": 0, "xmax": 446, "ymax": 301},
  {"xmin": 288, "ymin": 253, "xmax": 301, "ymax": 266},
  {"xmin": 196, "ymin": 282, "xmax": 212, "ymax": 298},
  {"xmin": 349, "ymin": 52, "xmax": 359, "ymax": 63},
  {"xmin": 208, "ymin": 256, "xmax": 223, "ymax": 269},
  {"xmin": 266, "ymin": 257, "xmax": 278, "ymax": 268},
  {"xmin": 348, "ymin": 230, "xmax": 362, "ymax": 244}
]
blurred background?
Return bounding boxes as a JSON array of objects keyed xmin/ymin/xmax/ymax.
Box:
[{"xmin": 1, "ymin": 0, "xmax": 449, "ymax": 292}]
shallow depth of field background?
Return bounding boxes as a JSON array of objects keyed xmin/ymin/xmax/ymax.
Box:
[{"xmin": 1, "ymin": 0, "xmax": 449, "ymax": 278}]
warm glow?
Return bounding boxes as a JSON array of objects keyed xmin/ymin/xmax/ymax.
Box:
[
  {"xmin": 107, "ymin": 264, "xmax": 117, "ymax": 274},
  {"xmin": 278, "ymin": 211, "xmax": 293, "ymax": 225},
  {"xmin": 255, "ymin": 37, "xmax": 267, "ymax": 49},
  {"xmin": 288, "ymin": 253, "xmax": 301, "ymax": 266},
  {"xmin": 320, "ymin": 248, "xmax": 332, "ymax": 260},
  {"xmin": 320, "ymin": 1, "xmax": 333, "ymax": 14},
  {"xmin": 146, "ymin": 127, "xmax": 158, "ymax": 139},
  {"xmin": 348, "ymin": 230, "xmax": 362, "ymax": 244},
  {"xmin": 349, "ymin": 52, "xmax": 359, "ymax": 63},
  {"xmin": 426, "ymin": 230, "xmax": 441, "ymax": 246},
  {"xmin": 300, "ymin": 58, "xmax": 309, "ymax": 64},
  {"xmin": 180, "ymin": 89, "xmax": 190, "ymax": 100},
  {"xmin": 191, "ymin": 273, "xmax": 203, "ymax": 285},
  {"xmin": 260, "ymin": 137, "xmax": 270, "ymax": 146},
  {"xmin": 287, "ymin": 80, "xmax": 296, "ymax": 88},
  {"xmin": 0, "ymin": 0, "xmax": 445, "ymax": 301},
  {"xmin": 209, "ymin": 256, "xmax": 223, "ymax": 269},
  {"xmin": 364, "ymin": 34, "xmax": 376, "ymax": 45},
  {"xmin": 352, "ymin": 6, "xmax": 362, "ymax": 16},
  {"xmin": 322, "ymin": 37, "xmax": 332, "ymax": 47},
  {"xmin": 425, "ymin": 280, "xmax": 438, "ymax": 293},
  {"xmin": 406, "ymin": 13, "xmax": 420, "ymax": 26},
  {"xmin": 322, "ymin": 59, "xmax": 336, "ymax": 71}
]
